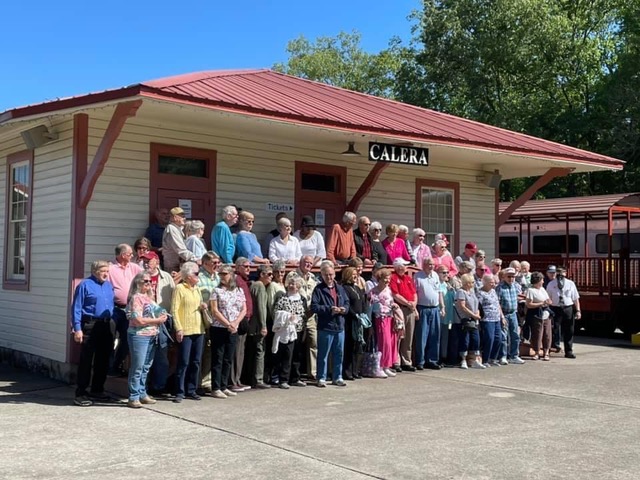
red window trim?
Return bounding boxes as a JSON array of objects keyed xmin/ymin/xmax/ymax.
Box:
[
  {"xmin": 415, "ymin": 178, "xmax": 460, "ymax": 257},
  {"xmin": 4, "ymin": 149, "xmax": 34, "ymax": 291}
]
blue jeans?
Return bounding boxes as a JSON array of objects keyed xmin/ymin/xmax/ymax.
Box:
[
  {"xmin": 454, "ymin": 323, "xmax": 479, "ymax": 356},
  {"xmin": 480, "ymin": 321, "xmax": 502, "ymax": 363},
  {"xmin": 317, "ymin": 330, "xmax": 344, "ymax": 382},
  {"xmin": 175, "ymin": 334, "xmax": 205, "ymax": 398},
  {"xmin": 127, "ymin": 333, "xmax": 156, "ymax": 401},
  {"xmin": 151, "ymin": 345, "xmax": 169, "ymax": 391},
  {"xmin": 415, "ymin": 306, "xmax": 441, "ymax": 366},
  {"xmin": 505, "ymin": 312, "xmax": 520, "ymax": 359}
]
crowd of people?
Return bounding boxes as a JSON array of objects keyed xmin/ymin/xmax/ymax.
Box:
[{"xmin": 71, "ymin": 206, "xmax": 582, "ymax": 407}]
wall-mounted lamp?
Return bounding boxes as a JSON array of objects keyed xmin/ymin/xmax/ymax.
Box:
[
  {"xmin": 20, "ymin": 125, "xmax": 59, "ymax": 149},
  {"xmin": 477, "ymin": 169, "xmax": 502, "ymax": 188},
  {"xmin": 341, "ymin": 141, "xmax": 361, "ymax": 156}
]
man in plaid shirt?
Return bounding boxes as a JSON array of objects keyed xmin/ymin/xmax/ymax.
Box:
[{"xmin": 495, "ymin": 268, "xmax": 525, "ymax": 365}]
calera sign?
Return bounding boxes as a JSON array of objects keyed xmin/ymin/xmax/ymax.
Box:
[{"xmin": 368, "ymin": 142, "xmax": 429, "ymax": 166}]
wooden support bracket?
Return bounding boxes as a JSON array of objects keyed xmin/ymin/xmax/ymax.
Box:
[{"xmin": 346, "ymin": 162, "xmax": 389, "ymax": 213}]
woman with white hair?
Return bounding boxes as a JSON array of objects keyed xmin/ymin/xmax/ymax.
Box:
[
  {"xmin": 171, "ymin": 262, "xmax": 208, "ymax": 402},
  {"xmin": 369, "ymin": 222, "xmax": 388, "ymax": 265},
  {"xmin": 382, "ymin": 224, "xmax": 411, "ymax": 264},
  {"xmin": 410, "ymin": 228, "xmax": 432, "ymax": 267},
  {"xmin": 209, "ymin": 264, "xmax": 247, "ymax": 398},
  {"xmin": 432, "ymin": 240, "xmax": 458, "ymax": 276},
  {"xmin": 185, "ymin": 220, "xmax": 207, "ymax": 261},
  {"xmin": 269, "ymin": 217, "xmax": 302, "ymax": 265},
  {"xmin": 477, "ymin": 274, "xmax": 506, "ymax": 367},
  {"xmin": 272, "ymin": 273, "xmax": 308, "ymax": 388}
]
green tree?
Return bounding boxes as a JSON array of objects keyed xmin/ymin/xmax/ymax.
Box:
[{"xmin": 273, "ymin": 30, "xmax": 405, "ymax": 98}]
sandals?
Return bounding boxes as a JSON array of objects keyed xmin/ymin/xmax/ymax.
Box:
[{"xmin": 543, "ymin": 354, "xmax": 550, "ymax": 361}]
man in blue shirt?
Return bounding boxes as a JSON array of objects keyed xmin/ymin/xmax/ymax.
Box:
[
  {"xmin": 495, "ymin": 267, "xmax": 525, "ymax": 365},
  {"xmin": 71, "ymin": 260, "xmax": 115, "ymax": 406},
  {"xmin": 211, "ymin": 205, "xmax": 238, "ymax": 264},
  {"xmin": 144, "ymin": 207, "xmax": 170, "ymax": 252}
]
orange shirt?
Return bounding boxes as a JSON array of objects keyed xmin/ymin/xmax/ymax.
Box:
[{"xmin": 326, "ymin": 224, "xmax": 356, "ymax": 262}]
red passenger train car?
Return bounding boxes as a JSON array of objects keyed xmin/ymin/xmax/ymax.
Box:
[{"xmin": 498, "ymin": 193, "xmax": 640, "ymax": 335}]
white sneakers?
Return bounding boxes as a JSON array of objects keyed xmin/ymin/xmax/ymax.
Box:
[
  {"xmin": 471, "ymin": 360, "xmax": 487, "ymax": 369},
  {"xmin": 460, "ymin": 360, "xmax": 468, "ymax": 369},
  {"xmin": 510, "ymin": 356, "xmax": 526, "ymax": 364},
  {"xmin": 499, "ymin": 357, "xmax": 509, "ymax": 366},
  {"xmin": 383, "ymin": 368, "xmax": 397, "ymax": 377}
]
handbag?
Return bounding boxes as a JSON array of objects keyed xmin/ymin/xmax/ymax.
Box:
[
  {"xmin": 393, "ymin": 306, "xmax": 405, "ymax": 332},
  {"xmin": 454, "ymin": 304, "xmax": 477, "ymax": 331},
  {"xmin": 201, "ymin": 308, "xmax": 214, "ymax": 327},
  {"xmin": 356, "ymin": 312, "xmax": 372, "ymax": 329},
  {"xmin": 361, "ymin": 334, "xmax": 384, "ymax": 378}
]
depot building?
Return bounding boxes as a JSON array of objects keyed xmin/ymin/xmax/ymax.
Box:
[{"xmin": 0, "ymin": 69, "xmax": 624, "ymax": 379}]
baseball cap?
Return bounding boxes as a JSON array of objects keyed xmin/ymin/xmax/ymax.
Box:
[
  {"xmin": 465, "ymin": 242, "xmax": 478, "ymax": 252},
  {"xmin": 170, "ymin": 207, "xmax": 185, "ymax": 216},
  {"xmin": 547, "ymin": 265, "xmax": 557, "ymax": 273},
  {"xmin": 503, "ymin": 267, "xmax": 516, "ymax": 276},
  {"xmin": 140, "ymin": 251, "xmax": 160, "ymax": 261}
]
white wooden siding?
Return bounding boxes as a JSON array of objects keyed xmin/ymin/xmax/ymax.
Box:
[{"xmin": 0, "ymin": 119, "xmax": 73, "ymax": 362}]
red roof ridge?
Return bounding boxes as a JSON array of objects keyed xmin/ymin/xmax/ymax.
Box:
[{"xmin": 143, "ymin": 69, "xmax": 270, "ymax": 89}]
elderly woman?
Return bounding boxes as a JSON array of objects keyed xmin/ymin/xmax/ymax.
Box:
[
  {"xmin": 409, "ymin": 228, "xmax": 432, "ymax": 267},
  {"xmin": 432, "ymin": 240, "xmax": 458, "ymax": 276},
  {"xmin": 347, "ymin": 257, "xmax": 368, "ymax": 291},
  {"xmin": 235, "ymin": 211, "xmax": 270, "ymax": 264},
  {"xmin": 171, "ymin": 262, "xmax": 208, "ymax": 402},
  {"xmin": 382, "ymin": 224, "xmax": 411, "ymax": 264},
  {"xmin": 209, "ymin": 264, "xmax": 246, "ymax": 398},
  {"xmin": 294, "ymin": 215, "xmax": 326, "ymax": 266},
  {"xmin": 477, "ymin": 274, "xmax": 506, "ymax": 367},
  {"xmin": 369, "ymin": 221, "xmax": 388, "ymax": 265},
  {"xmin": 269, "ymin": 217, "xmax": 302, "ymax": 265},
  {"xmin": 437, "ymin": 265, "xmax": 456, "ymax": 366},
  {"xmin": 341, "ymin": 266, "xmax": 369, "ymax": 380},
  {"xmin": 397, "ymin": 225, "xmax": 415, "ymax": 264},
  {"xmin": 365, "ymin": 262, "xmax": 384, "ymax": 294},
  {"xmin": 474, "ymin": 250, "xmax": 492, "ymax": 276},
  {"xmin": 263, "ymin": 259, "xmax": 287, "ymax": 385},
  {"xmin": 185, "ymin": 220, "xmax": 207, "ymax": 261},
  {"xmin": 369, "ymin": 268, "xmax": 401, "ymax": 378},
  {"xmin": 133, "ymin": 237, "xmax": 152, "ymax": 266},
  {"xmin": 454, "ymin": 274, "xmax": 485, "ymax": 369},
  {"xmin": 526, "ymin": 272, "xmax": 552, "ymax": 361},
  {"xmin": 272, "ymin": 273, "xmax": 308, "ymax": 389},
  {"xmin": 311, "ymin": 262, "xmax": 350, "ymax": 387},
  {"xmin": 125, "ymin": 271, "xmax": 168, "ymax": 408}
]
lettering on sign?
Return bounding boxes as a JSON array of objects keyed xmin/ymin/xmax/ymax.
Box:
[
  {"xmin": 266, "ymin": 202, "xmax": 294, "ymax": 213},
  {"xmin": 368, "ymin": 142, "xmax": 429, "ymax": 166}
]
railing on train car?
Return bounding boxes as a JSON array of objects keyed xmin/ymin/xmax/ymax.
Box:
[{"xmin": 501, "ymin": 256, "xmax": 640, "ymax": 295}]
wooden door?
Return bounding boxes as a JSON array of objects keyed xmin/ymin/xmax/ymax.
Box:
[{"xmin": 150, "ymin": 143, "xmax": 217, "ymax": 244}]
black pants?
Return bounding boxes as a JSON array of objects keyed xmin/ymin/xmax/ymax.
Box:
[
  {"xmin": 551, "ymin": 306, "xmax": 575, "ymax": 353},
  {"xmin": 274, "ymin": 335, "xmax": 304, "ymax": 383},
  {"xmin": 211, "ymin": 328, "xmax": 238, "ymax": 391},
  {"xmin": 111, "ymin": 307, "xmax": 129, "ymax": 371},
  {"xmin": 76, "ymin": 319, "xmax": 114, "ymax": 396}
]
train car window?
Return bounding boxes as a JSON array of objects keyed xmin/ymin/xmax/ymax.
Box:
[
  {"xmin": 499, "ymin": 236, "xmax": 519, "ymax": 254},
  {"xmin": 595, "ymin": 233, "xmax": 640, "ymax": 254},
  {"xmin": 532, "ymin": 235, "xmax": 579, "ymax": 254}
]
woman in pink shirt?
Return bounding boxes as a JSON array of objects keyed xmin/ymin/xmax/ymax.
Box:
[
  {"xmin": 432, "ymin": 240, "xmax": 458, "ymax": 276},
  {"xmin": 382, "ymin": 224, "xmax": 411, "ymax": 264}
]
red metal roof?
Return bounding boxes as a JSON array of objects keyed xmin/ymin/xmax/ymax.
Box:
[
  {"xmin": 499, "ymin": 193, "xmax": 640, "ymax": 219},
  {"xmin": 0, "ymin": 69, "xmax": 624, "ymax": 168}
]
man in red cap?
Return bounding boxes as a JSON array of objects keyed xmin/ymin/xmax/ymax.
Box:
[{"xmin": 455, "ymin": 242, "xmax": 478, "ymax": 269}]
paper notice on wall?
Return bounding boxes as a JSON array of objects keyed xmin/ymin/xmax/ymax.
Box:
[
  {"xmin": 178, "ymin": 199, "xmax": 192, "ymax": 219},
  {"xmin": 314, "ymin": 209, "xmax": 325, "ymax": 227}
]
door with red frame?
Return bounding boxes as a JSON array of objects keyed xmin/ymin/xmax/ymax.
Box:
[
  {"xmin": 295, "ymin": 162, "xmax": 347, "ymax": 238},
  {"xmin": 150, "ymin": 143, "xmax": 217, "ymax": 246}
]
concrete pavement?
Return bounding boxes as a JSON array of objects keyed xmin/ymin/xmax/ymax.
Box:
[{"xmin": 1, "ymin": 336, "xmax": 639, "ymax": 479}]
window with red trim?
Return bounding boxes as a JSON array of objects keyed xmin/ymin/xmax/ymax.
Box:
[
  {"xmin": 415, "ymin": 179, "xmax": 460, "ymax": 254},
  {"xmin": 4, "ymin": 150, "xmax": 33, "ymax": 290}
]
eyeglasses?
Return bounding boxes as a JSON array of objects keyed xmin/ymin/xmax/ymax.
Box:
[
  {"xmin": 142, "ymin": 280, "xmax": 152, "ymax": 284},
  {"xmin": 265, "ymin": 272, "xmax": 274, "ymax": 277},
  {"xmin": 275, "ymin": 270, "xmax": 285, "ymax": 275},
  {"xmin": 372, "ymin": 228, "xmax": 381, "ymax": 232},
  {"xmin": 136, "ymin": 246, "xmax": 149, "ymax": 251},
  {"xmin": 362, "ymin": 223, "xmax": 371, "ymax": 226},
  {"xmin": 240, "ymin": 264, "xmax": 251, "ymax": 268},
  {"xmin": 439, "ymin": 271, "xmax": 449, "ymax": 274},
  {"xmin": 219, "ymin": 272, "xmax": 230, "ymax": 276},
  {"xmin": 244, "ymin": 219, "xmax": 254, "ymax": 223}
]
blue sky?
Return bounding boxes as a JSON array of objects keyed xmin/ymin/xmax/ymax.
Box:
[{"xmin": 1, "ymin": 0, "xmax": 418, "ymax": 112}]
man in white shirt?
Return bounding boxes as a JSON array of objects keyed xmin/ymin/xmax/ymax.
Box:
[
  {"xmin": 414, "ymin": 257, "xmax": 445, "ymax": 370},
  {"xmin": 546, "ymin": 267, "xmax": 581, "ymax": 358}
]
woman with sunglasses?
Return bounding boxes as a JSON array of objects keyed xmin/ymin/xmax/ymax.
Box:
[
  {"xmin": 209, "ymin": 264, "xmax": 247, "ymax": 398},
  {"xmin": 125, "ymin": 272, "xmax": 168, "ymax": 408},
  {"xmin": 436, "ymin": 265, "xmax": 457, "ymax": 366},
  {"xmin": 369, "ymin": 222, "xmax": 388, "ymax": 265},
  {"xmin": 236, "ymin": 211, "xmax": 270, "ymax": 264},
  {"xmin": 133, "ymin": 237, "xmax": 152, "ymax": 267}
]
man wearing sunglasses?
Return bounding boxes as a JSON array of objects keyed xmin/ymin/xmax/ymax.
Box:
[{"xmin": 247, "ymin": 264, "xmax": 274, "ymax": 389}]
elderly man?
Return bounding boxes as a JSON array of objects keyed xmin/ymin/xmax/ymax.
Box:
[
  {"xmin": 108, "ymin": 243, "xmax": 142, "ymax": 376},
  {"xmin": 211, "ymin": 205, "xmax": 238, "ymax": 264},
  {"xmin": 414, "ymin": 257, "xmax": 445, "ymax": 370},
  {"xmin": 296, "ymin": 255, "xmax": 319, "ymax": 379},
  {"xmin": 229, "ymin": 257, "xmax": 253, "ymax": 392},
  {"xmin": 246, "ymin": 264, "xmax": 273, "ymax": 389},
  {"xmin": 71, "ymin": 260, "xmax": 115, "ymax": 406},
  {"xmin": 547, "ymin": 267, "xmax": 581, "ymax": 359},
  {"xmin": 139, "ymin": 251, "xmax": 176, "ymax": 396},
  {"xmin": 163, "ymin": 207, "xmax": 199, "ymax": 273},
  {"xmin": 195, "ymin": 251, "xmax": 220, "ymax": 394},
  {"xmin": 353, "ymin": 216, "xmax": 376, "ymax": 266},
  {"xmin": 496, "ymin": 267, "xmax": 526, "ymax": 365},
  {"xmin": 390, "ymin": 258, "xmax": 418, "ymax": 372},
  {"xmin": 326, "ymin": 211, "xmax": 357, "ymax": 265},
  {"xmin": 145, "ymin": 207, "xmax": 170, "ymax": 253},
  {"xmin": 455, "ymin": 242, "xmax": 478, "ymax": 268}
]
